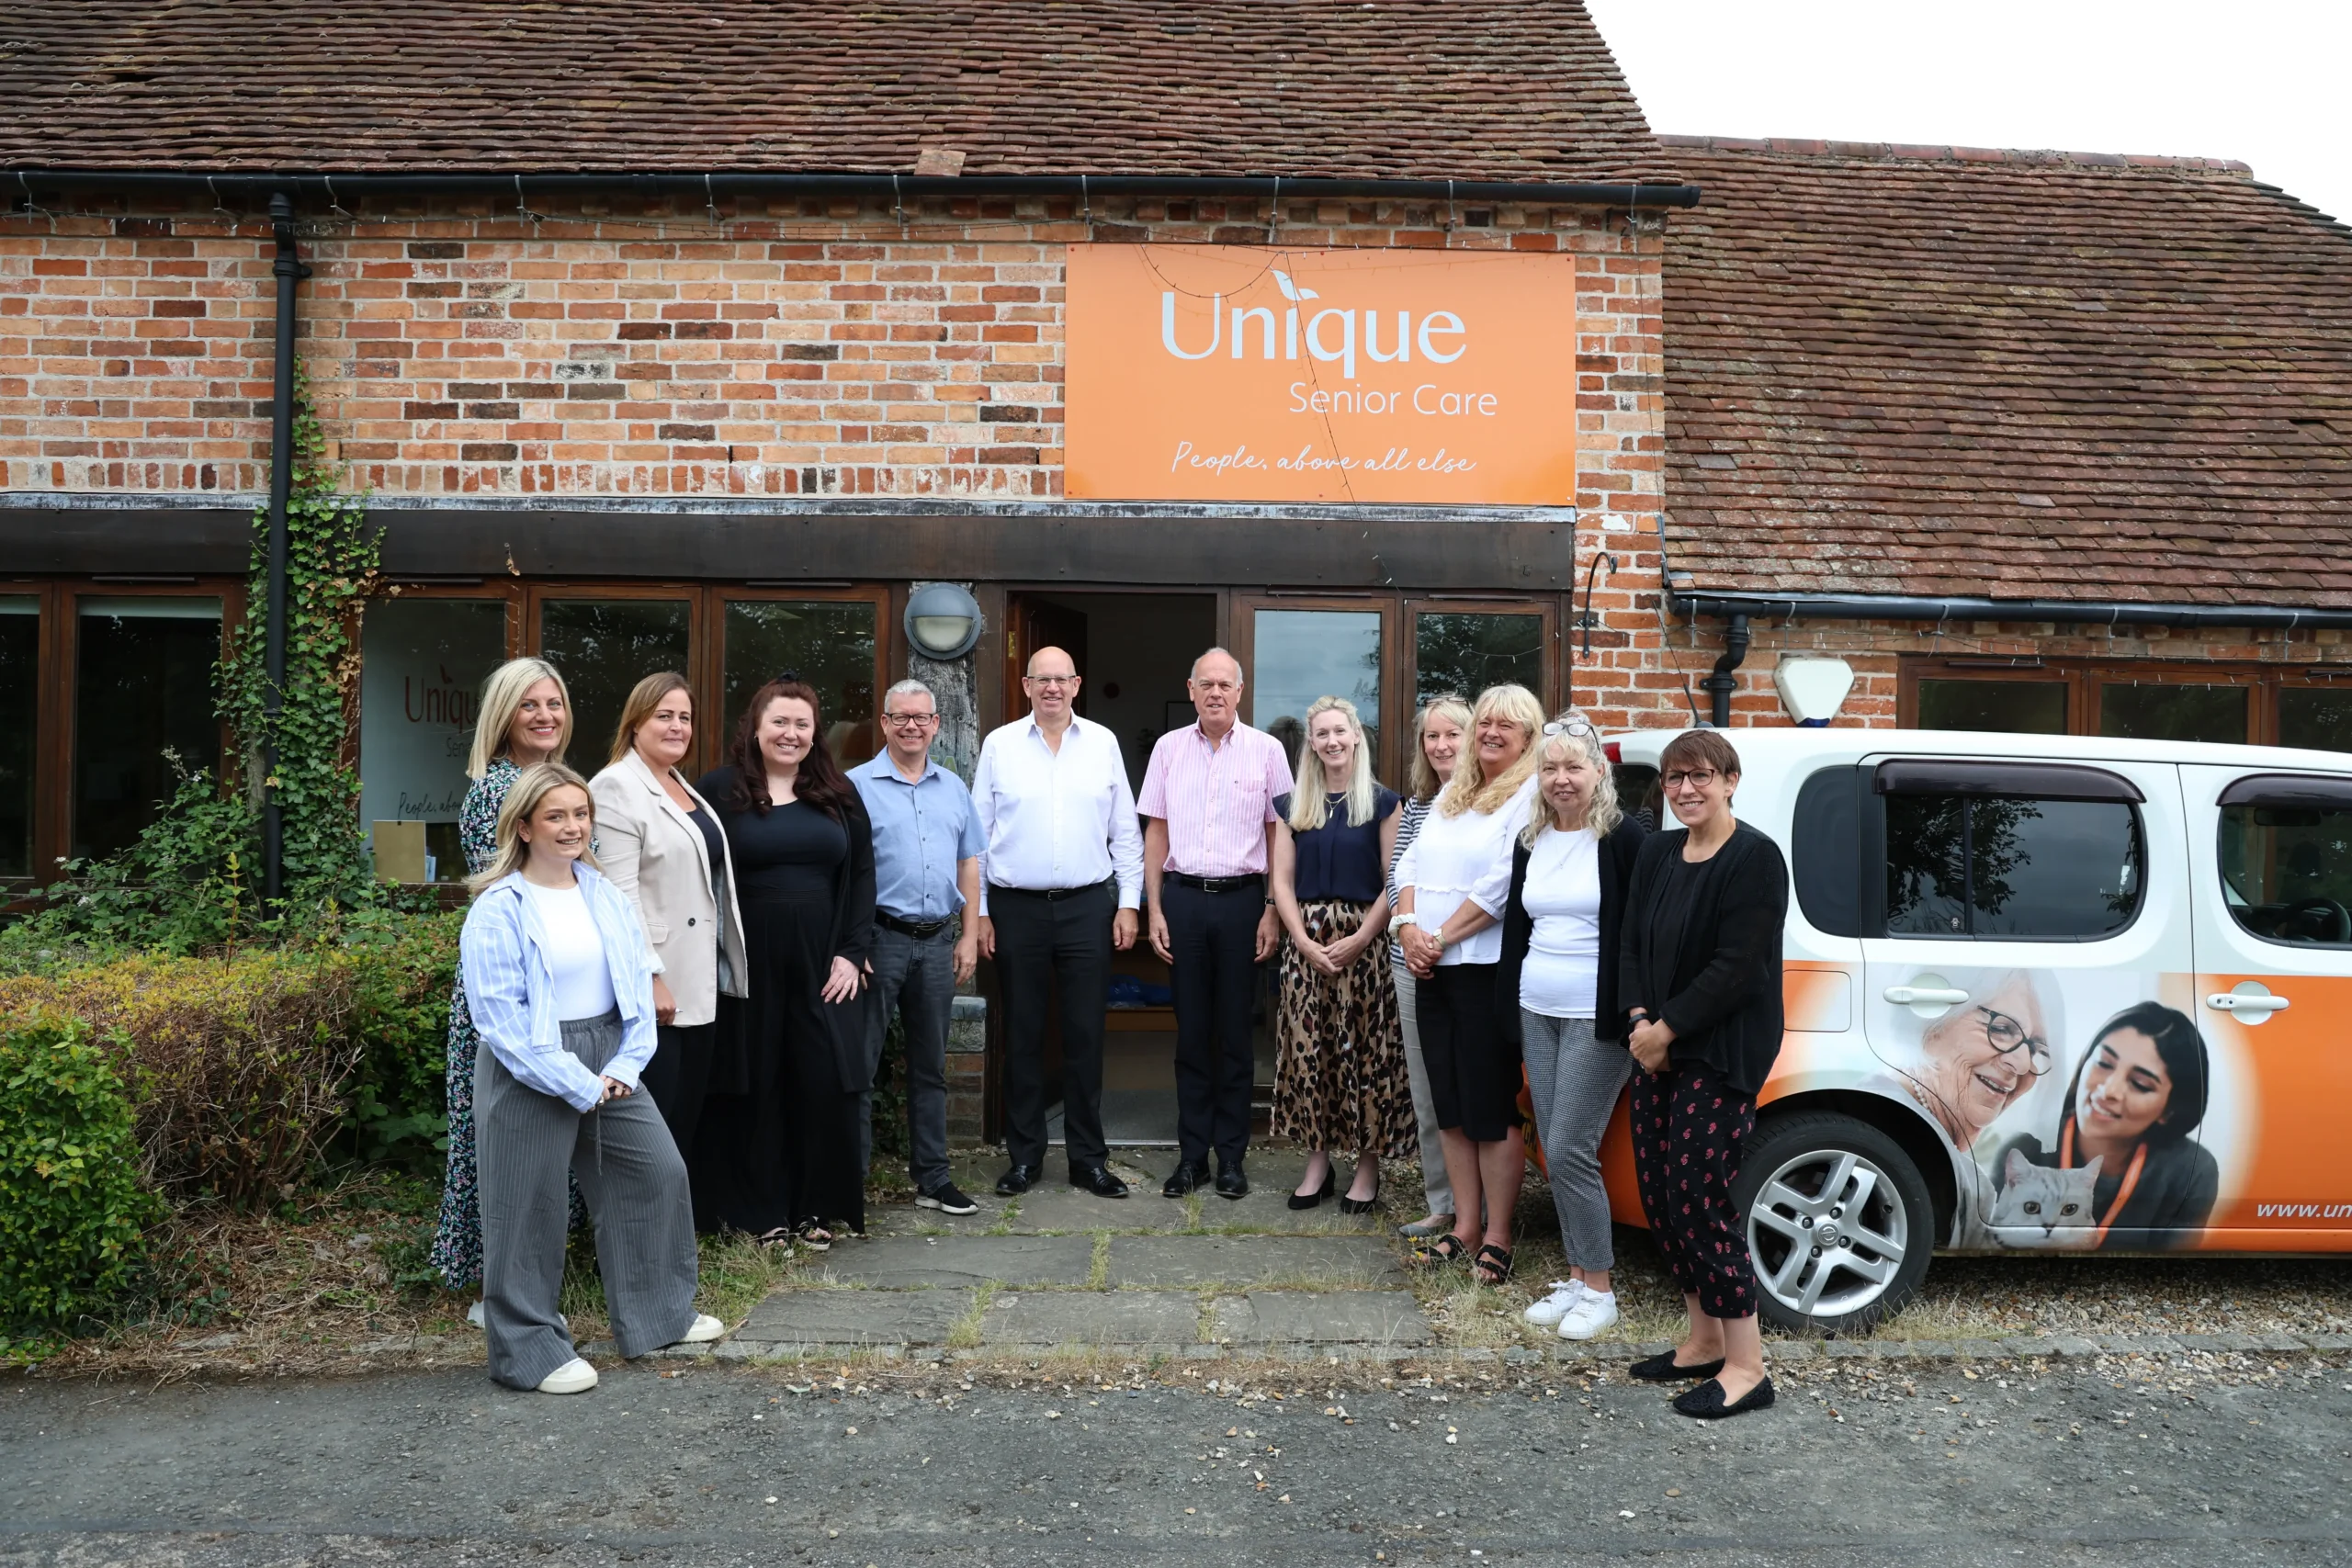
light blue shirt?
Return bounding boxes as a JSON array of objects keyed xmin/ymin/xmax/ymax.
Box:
[
  {"xmin": 460, "ymin": 862, "xmax": 660, "ymax": 1112},
  {"xmin": 850, "ymin": 750, "xmax": 986, "ymax": 922}
]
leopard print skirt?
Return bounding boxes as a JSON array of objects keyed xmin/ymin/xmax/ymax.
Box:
[{"xmin": 1272, "ymin": 900, "xmax": 1415, "ymax": 1157}]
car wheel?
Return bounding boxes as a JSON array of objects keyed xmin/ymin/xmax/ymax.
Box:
[{"xmin": 1734, "ymin": 1111, "xmax": 1934, "ymax": 1337}]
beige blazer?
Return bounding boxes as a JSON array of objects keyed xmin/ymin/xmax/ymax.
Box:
[{"xmin": 590, "ymin": 750, "xmax": 749, "ymax": 1027}]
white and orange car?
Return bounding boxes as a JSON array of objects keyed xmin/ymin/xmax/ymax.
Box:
[{"xmin": 1598, "ymin": 727, "xmax": 2352, "ymax": 1335}]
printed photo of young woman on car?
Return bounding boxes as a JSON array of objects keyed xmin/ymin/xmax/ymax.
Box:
[{"xmin": 1992, "ymin": 1001, "xmax": 2219, "ymax": 1249}]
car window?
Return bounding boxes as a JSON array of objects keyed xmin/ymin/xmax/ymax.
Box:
[
  {"xmin": 1792, "ymin": 765, "xmax": 1862, "ymax": 938},
  {"xmin": 2218, "ymin": 777, "xmax": 2352, "ymax": 947},
  {"xmin": 1884, "ymin": 793, "xmax": 2143, "ymax": 940}
]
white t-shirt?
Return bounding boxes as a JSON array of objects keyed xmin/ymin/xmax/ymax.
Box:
[
  {"xmin": 1519, "ymin": 826, "xmax": 1600, "ymax": 1019},
  {"xmin": 1391, "ymin": 774, "xmax": 1538, "ymax": 966},
  {"xmin": 524, "ymin": 879, "xmax": 619, "ymax": 1023}
]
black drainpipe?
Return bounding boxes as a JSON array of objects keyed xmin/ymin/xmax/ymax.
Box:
[
  {"xmin": 1698, "ymin": 613, "xmax": 1750, "ymax": 728},
  {"xmin": 263, "ymin": 193, "xmax": 308, "ymax": 903}
]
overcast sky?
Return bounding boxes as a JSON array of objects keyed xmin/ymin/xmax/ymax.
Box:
[{"xmin": 1586, "ymin": 0, "xmax": 2351, "ymax": 226}]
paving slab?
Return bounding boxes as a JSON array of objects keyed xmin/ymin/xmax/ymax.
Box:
[
  {"xmin": 1211, "ymin": 1291, "xmax": 1430, "ymax": 1347},
  {"xmin": 980, "ymin": 1291, "xmax": 1204, "ymax": 1347},
  {"xmin": 1104, "ymin": 1234, "xmax": 1404, "ymax": 1287},
  {"xmin": 808, "ymin": 1234, "xmax": 1096, "ymax": 1289},
  {"xmin": 734, "ymin": 1288, "xmax": 974, "ymax": 1346}
]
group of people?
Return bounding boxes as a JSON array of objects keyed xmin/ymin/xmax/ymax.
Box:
[{"xmin": 432, "ymin": 643, "xmax": 1794, "ymax": 1421}]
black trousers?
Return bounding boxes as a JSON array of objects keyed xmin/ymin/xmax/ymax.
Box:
[
  {"xmin": 1164, "ymin": 876, "xmax": 1263, "ymax": 1168},
  {"xmin": 640, "ymin": 1020, "xmax": 715, "ymax": 1164},
  {"xmin": 991, "ymin": 880, "xmax": 1115, "ymax": 1169}
]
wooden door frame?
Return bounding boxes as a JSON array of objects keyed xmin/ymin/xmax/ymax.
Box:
[{"xmin": 1230, "ymin": 592, "xmax": 1403, "ymax": 785}]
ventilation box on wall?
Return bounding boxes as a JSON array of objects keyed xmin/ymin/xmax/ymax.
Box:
[{"xmin": 1774, "ymin": 656, "xmax": 1854, "ymax": 727}]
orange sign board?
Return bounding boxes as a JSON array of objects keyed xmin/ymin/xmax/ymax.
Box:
[{"xmin": 1063, "ymin": 244, "xmax": 1578, "ymax": 506}]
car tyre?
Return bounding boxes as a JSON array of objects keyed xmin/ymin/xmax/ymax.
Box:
[{"xmin": 1733, "ymin": 1111, "xmax": 1934, "ymax": 1337}]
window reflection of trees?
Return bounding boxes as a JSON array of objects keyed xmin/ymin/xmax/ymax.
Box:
[{"xmin": 1884, "ymin": 794, "xmax": 2139, "ymax": 938}]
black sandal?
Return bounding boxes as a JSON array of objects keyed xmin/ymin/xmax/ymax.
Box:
[
  {"xmin": 1412, "ymin": 1234, "xmax": 1472, "ymax": 1268},
  {"xmin": 794, "ymin": 1221, "xmax": 834, "ymax": 1253},
  {"xmin": 752, "ymin": 1227, "xmax": 797, "ymax": 1253},
  {"xmin": 1472, "ymin": 1244, "xmax": 1515, "ymax": 1286}
]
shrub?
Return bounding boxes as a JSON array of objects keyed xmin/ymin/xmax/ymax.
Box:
[
  {"xmin": 0, "ymin": 952, "xmax": 367, "ymax": 1204},
  {"xmin": 0, "ymin": 1017, "xmax": 159, "ymax": 1327},
  {"xmin": 337, "ymin": 908, "xmax": 461, "ymax": 1168}
]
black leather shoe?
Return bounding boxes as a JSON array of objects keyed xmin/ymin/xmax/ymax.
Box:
[
  {"xmin": 1629, "ymin": 1349, "xmax": 1725, "ymax": 1383},
  {"xmin": 995, "ymin": 1163, "xmax": 1038, "ymax": 1196},
  {"xmin": 1672, "ymin": 1375, "xmax": 1776, "ymax": 1419},
  {"xmin": 1161, "ymin": 1161, "xmax": 1209, "ymax": 1199},
  {"xmin": 1070, "ymin": 1163, "xmax": 1130, "ymax": 1199},
  {"xmin": 1213, "ymin": 1163, "xmax": 1250, "ymax": 1201}
]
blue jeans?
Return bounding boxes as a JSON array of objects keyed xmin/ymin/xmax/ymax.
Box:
[{"xmin": 862, "ymin": 922, "xmax": 959, "ymax": 1192}]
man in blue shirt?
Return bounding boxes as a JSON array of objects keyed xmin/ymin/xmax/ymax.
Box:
[{"xmin": 850, "ymin": 678, "xmax": 986, "ymax": 1214}]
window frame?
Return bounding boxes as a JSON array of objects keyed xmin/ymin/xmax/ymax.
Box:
[
  {"xmin": 1867, "ymin": 771, "xmax": 2151, "ymax": 943},
  {"xmin": 1900, "ymin": 655, "xmax": 2331, "ymax": 747},
  {"xmin": 1231, "ymin": 592, "xmax": 1403, "ymax": 785},
  {"xmin": 709, "ymin": 583, "xmax": 895, "ymax": 775}
]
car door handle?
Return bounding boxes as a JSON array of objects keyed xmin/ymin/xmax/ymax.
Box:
[
  {"xmin": 1883, "ymin": 986, "xmax": 1970, "ymax": 1007},
  {"xmin": 2206, "ymin": 992, "xmax": 2290, "ymax": 1016}
]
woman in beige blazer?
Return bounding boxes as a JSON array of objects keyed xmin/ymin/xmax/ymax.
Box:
[{"xmin": 590, "ymin": 671, "xmax": 749, "ymax": 1167}]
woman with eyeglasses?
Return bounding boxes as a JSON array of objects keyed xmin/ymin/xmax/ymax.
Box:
[
  {"xmin": 1387, "ymin": 694, "xmax": 1474, "ymax": 1241},
  {"xmin": 1878, "ymin": 968, "xmax": 2061, "ymax": 1244},
  {"xmin": 1394, "ymin": 683, "xmax": 1545, "ymax": 1287},
  {"xmin": 1618, "ymin": 728, "xmax": 1788, "ymax": 1419},
  {"xmin": 1496, "ymin": 715, "xmax": 1646, "ymax": 1340},
  {"xmin": 1993, "ymin": 1001, "xmax": 2217, "ymax": 1248},
  {"xmin": 1269, "ymin": 695, "xmax": 1408, "ymax": 1212}
]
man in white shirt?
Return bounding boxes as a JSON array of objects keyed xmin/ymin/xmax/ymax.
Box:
[{"xmin": 971, "ymin": 646, "xmax": 1145, "ymax": 1200}]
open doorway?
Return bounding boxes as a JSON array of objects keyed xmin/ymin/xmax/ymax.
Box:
[{"xmin": 999, "ymin": 591, "xmax": 1273, "ymax": 1147}]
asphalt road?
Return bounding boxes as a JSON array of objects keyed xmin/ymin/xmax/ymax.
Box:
[{"xmin": 4, "ymin": 1357, "xmax": 2348, "ymax": 1566}]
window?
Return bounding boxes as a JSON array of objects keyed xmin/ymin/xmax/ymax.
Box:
[
  {"xmin": 1882, "ymin": 777, "xmax": 2143, "ymax": 941},
  {"xmin": 0, "ymin": 597, "xmax": 34, "ymax": 877},
  {"xmin": 359, "ymin": 598, "xmax": 509, "ymax": 881},
  {"xmin": 1792, "ymin": 765, "xmax": 1862, "ymax": 938},
  {"xmin": 537, "ymin": 598, "xmax": 693, "ymax": 772},
  {"xmin": 1250, "ymin": 608, "xmax": 1381, "ymax": 773},
  {"xmin": 74, "ymin": 595, "xmax": 222, "ymax": 861},
  {"xmin": 2099, "ymin": 682, "xmax": 2248, "ymax": 745},
  {"xmin": 1413, "ymin": 611, "xmax": 1543, "ymax": 708},
  {"xmin": 722, "ymin": 599, "xmax": 881, "ymax": 767},
  {"xmin": 2218, "ymin": 775, "xmax": 2352, "ymax": 947},
  {"xmin": 1916, "ymin": 678, "xmax": 2066, "ymax": 735},
  {"xmin": 2279, "ymin": 687, "xmax": 2352, "ymax": 753}
]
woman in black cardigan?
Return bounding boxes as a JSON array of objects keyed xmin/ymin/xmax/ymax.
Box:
[
  {"xmin": 1617, "ymin": 728, "xmax": 1789, "ymax": 1420},
  {"xmin": 694, "ymin": 676, "xmax": 877, "ymax": 1250},
  {"xmin": 1495, "ymin": 716, "xmax": 1645, "ymax": 1340}
]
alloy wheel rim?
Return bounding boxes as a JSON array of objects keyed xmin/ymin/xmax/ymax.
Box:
[{"xmin": 1747, "ymin": 1146, "xmax": 1909, "ymax": 1320}]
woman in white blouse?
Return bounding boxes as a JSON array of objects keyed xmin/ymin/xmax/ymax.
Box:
[{"xmin": 1392, "ymin": 683, "xmax": 1543, "ymax": 1287}]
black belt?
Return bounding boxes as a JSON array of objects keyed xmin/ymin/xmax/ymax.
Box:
[
  {"xmin": 989, "ymin": 879, "xmax": 1112, "ymax": 903},
  {"xmin": 1167, "ymin": 871, "xmax": 1264, "ymax": 896},
  {"xmin": 877, "ymin": 910, "xmax": 956, "ymax": 939}
]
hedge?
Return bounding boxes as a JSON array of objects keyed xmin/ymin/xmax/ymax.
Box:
[{"xmin": 0, "ymin": 1016, "xmax": 158, "ymax": 1327}]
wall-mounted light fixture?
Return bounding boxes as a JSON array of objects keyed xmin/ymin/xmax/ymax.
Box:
[{"xmin": 904, "ymin": 581, "xmax": 984, "ymax": 660}]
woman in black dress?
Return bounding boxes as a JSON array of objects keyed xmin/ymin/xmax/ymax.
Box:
[{"xmin": 695, "ymin": 676, "xmax": 876, "ymax": 1249}]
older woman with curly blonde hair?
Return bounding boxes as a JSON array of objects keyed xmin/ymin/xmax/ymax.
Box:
[{"xmin": 1391, "ymin": 682, "xmax": 1544, "ymax": 1286}]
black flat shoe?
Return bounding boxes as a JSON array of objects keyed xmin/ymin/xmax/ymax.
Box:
[
  {"xmin": 1161, "ymin": 1161, "xmax": 1209, "ymax": 1199},
  {"xmin": 995, "ymin": 1163, "xmax": 1038, "ymax": 1197},
  {"xmin": 1673, "ymin": 1376, "xmax": 1776, "ymax": 1419},
  {"xmin": 1287, "ymin": 1171, "xmax": 1334, "ymax": 1210},
  {"xmin": 1629, "ymin": 1350, "xmax": 1726, "ymax": 1383},
  {"xmin": 1214, "ymin": 1163, "xmax": 1250, "ymax": 1200},
  {"xmin": 1070, "ymin": 1163, "xmax": 1130, "ymax": 1199}
]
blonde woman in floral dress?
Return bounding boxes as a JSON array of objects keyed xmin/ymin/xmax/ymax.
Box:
[
  {"xmin": 430, "ymin": 658, "xmax": 574, "ymax": 1308},
  {"xmin": 1269, "ymin": 696, "xmax": 1409, "ymax": 1212}
]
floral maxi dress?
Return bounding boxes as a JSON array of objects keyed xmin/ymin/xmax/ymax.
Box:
[{"xmin": 427, "ymin": 758, "xmax": 517, "ymax": 1291}]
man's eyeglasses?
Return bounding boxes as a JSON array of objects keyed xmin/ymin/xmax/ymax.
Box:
[
  {"xmin": 1979, "ymin": 1007, "xmax": 2054, "ymax": 1076},
  {"xmin": 1025, "ymin": 673, "xmax": 1078, "ymax": 687},
  {"xmin": 883, "ymin": 711, "xmax": 939, "ymax": 728},
  {"xmin": 1543, "ymin": 718, "xmax": 1596, "ymax": 739},
  {"xmin": 1661, "ymin": 768, "xmax": 1720, "ymax": 790}
]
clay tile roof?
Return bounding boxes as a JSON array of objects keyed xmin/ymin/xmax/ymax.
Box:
[
  {"xmin": 0, "ymin": 1, "xmax": 1669, "ymax": 184},
  {"xmin": 1660, "ymin": 137, "xmax": 2352, "ymax": 609}
]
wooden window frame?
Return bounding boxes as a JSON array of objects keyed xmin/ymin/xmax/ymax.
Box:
[
  {"xmin": 1231, "ymin": 592, "xmax": 1404, "ymax": 785},
  {"xmin": 1901, "ymin": 655, "xmax": 2335, "ymax": 747},
  {"xmin": 1402, "ymin": 593, "xmax": 1566, "ymax": 719},
  {"xmin": 707, "ymin": 583, "xmax": 895, "ymax": 775}
]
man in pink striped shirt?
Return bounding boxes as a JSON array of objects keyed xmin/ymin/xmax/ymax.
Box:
[{"xmin": 1138, "ymin": 648, "xmax": 1295, "ymax": 1200}]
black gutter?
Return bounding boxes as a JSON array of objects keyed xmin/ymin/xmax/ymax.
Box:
[
  {"xmin": 1671, "ymin": 589, "xmax": 2352, "ymax": 633},
  {"xmin": 1699, "ymin": 613, "xmax": 1751, "ymax": 728},
  {"xmin": 8, "ymin": 169, "xmax": 1702, "ymax": 209},
  {"xmin": 263, "ymin": 193, "xmax": 309, "ymax": 904}
]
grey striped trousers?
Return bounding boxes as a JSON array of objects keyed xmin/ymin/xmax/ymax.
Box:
[{"xmin": 476, "ymin": 1009, "xmax": 698, "ymax": 1391}]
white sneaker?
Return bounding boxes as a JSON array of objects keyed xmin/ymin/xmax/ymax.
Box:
[
  {"xmin": 1522, "ymin": 1280, "xmax": 1586, "ymax": 1327},
  {"xmin": 537, "ymin": 1357, "xmax": 598, "ymax": 1394},
  {"xmin": 1557, "ymin": 1291, "xmax": 1620, "ymax": 1341},
  {"xmin": 679, "ymin": 1314, "xmax": 726, "ymax": 1345},
  {"xmin": 467, "ymin": 1300, "xmax": 485, "ymax": 1328}
]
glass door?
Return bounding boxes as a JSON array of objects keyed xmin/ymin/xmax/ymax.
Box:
[
  {"xmin": 71, "ymin": 593, "xmax": 225, "ymax": 861},
  {"xmin": 1236, "ymin": 598, "xmax": 1394, "ymax": 781},
  {"xmin": 531, "ymin": 590, "xmax": 697, "ymax": 773},
  {"xmin": 716, "ymin": 592, "xmax": 888, "ymax": 768}
]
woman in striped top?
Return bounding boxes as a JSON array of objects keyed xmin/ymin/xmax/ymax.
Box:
[{"xmin": 1386, "ymin": 694, "xmax": 1472, "ymax": 1240}]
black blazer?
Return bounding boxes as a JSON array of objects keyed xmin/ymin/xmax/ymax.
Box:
[
  {"xmin": 697, "ymin": 766, "xmax": 878, "ymax": 1095},
  {"xmin": 1616, "ymin": 821, "xmax": 1789, "ymax": 1095},
  {"xmin": 1495, "ymin": 818, "xmax": 1648, "ymax": 1046}
]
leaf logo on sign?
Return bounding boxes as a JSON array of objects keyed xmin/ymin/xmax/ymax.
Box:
[{"xmin": 1271, "ymin": 270, "xmax": 1319, "ymax": 301}]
